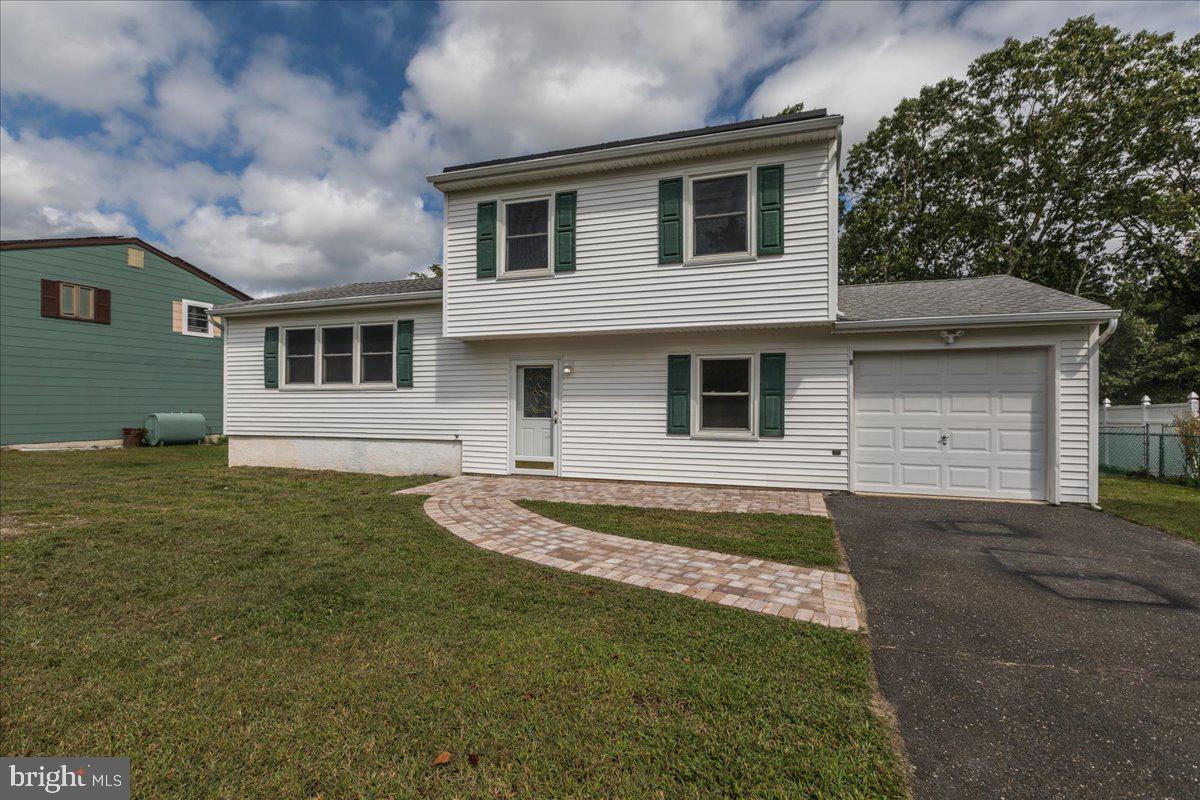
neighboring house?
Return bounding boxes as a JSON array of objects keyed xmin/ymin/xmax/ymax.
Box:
[
  {"xmin": 214, "ymin": 110, "xmax": 1120, "ymax": 505},
  {"xmin": 0, "ymin": 237, "xmax": 250, "ymax": 446}
]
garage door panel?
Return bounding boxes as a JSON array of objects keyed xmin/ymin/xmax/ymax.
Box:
[{"xmin": 852, "ymin": 350, "xmax": 1047, "ymax": 501}]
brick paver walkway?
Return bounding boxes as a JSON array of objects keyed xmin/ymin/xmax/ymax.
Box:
[{"xmin": 400, "ymin": 476, "xmax": 859, "ymax": 630}]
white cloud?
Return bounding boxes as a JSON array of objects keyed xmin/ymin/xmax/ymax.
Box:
[
  {"xmin": 744, "ymin": 1, "xmax": 1200, "ymax": 151},
  {"xmin": 404, "ymin": 0, "xmax": 755, "ymax": 159},
  {"xmin": 0, "ymin": 0, "xmax": 214, "ymax": 113}
]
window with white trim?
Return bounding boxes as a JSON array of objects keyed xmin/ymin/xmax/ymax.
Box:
[
  {"xmin": 182, "ymin": 299, "xmax": 215, "ymax": 337},
  {"xmin": 285, "ymin": 328, "xmax": 316, "ymax": 385},
  {"xmin": 283, "ymin": 322, "xmax": 398, "ymax": 388},
  {"xmin": 688, "ymin": 171, "xmax": 750, "ymax": 259},
  {"xmin": 502, "ymin": 197, "xmax": 551, "ymax": 273},
  {"xmin": 698, "ymin": 356, "xmax": 753, "ymax": 432}
]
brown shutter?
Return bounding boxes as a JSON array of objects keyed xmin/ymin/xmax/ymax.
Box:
[
  {"xmin": 95, "ymin": 289, "xmax": 112, "ymax": 324},
  {"xmin": 40, "ymin": 279, "xmax": 60, "ymax": 318}
]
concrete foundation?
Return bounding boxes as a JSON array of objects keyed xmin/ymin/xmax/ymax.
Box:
[{"xmin": 228, "ymin": 435, "xmax": 462, "ymax": 477}]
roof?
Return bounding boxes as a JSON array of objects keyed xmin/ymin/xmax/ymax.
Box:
[
  {"xmin": 0, "ymin": 236, "xmax": 251, "ymax": 300},
  {"xmin": 215, "ymin": 277, "xmax": 442, "ymax": 314},
  {"xmin": 442, "ymin": 109, "xmax": 832, "ymax": 173},
  {"xmin": 838, "ymin": 275, "xmax": 1116, "ymax": 323}
]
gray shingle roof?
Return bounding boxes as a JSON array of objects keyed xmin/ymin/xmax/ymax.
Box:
[
  {"xmin": 215, "ymin": 277, "xmax": 441, "ymax": 312},
  {"xmin": 838, "ymin": 275, "xmax": 1115, "ymax": 322}
]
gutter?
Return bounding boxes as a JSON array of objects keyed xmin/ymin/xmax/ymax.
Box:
[
  {"xmin": 427, "ymin": 115, "xmax": 842, "ymax": 190},
  {"xmin": 214, "ymin": 290, "xmax": 443, "ymax": 317},
  {"xmin": 832, "ymin": 309, "xmax": 1121, "ymax": 333}
]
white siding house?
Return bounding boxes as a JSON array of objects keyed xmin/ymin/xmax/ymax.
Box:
[{"xmin": 217, "ymin": 110, "xmax": 1120, "ymax": 505}]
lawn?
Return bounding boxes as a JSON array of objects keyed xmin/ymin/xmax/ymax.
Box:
[
  {"xmin": 0, "ymin": 445, "xmax": 907, "ymax": 799},
  {"xmin": 1100, "ymin": 474, "xmax": 1200, "ymax": 544},
  {"xmin": 520, "ymin": 500, "xmax": 842, "ymax": 569}
]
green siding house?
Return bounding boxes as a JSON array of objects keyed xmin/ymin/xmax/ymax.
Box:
[{"xmin": 0, "ymin": 237, "xmax": 250, "ymax": 446}]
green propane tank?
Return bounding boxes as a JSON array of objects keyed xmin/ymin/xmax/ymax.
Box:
[{"xmin": 144, "ymin": 412, "xmax": 207, "ymax": 446}]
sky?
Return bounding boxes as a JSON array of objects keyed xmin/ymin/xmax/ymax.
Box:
[{"xmin": 1, "ymin": 1, "xmax": 1196, "ymax": 298}]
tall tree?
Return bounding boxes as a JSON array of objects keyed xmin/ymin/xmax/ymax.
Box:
[{"xmin": 835, "ymin": 16, "xmax": 1198, "ymax": 403}]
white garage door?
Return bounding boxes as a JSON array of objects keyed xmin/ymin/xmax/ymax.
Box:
[{"xmin": 852, "ymin": 349, "xmax": 1047, "ymax": 500}]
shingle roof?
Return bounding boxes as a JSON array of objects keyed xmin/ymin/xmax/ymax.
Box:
[
  {"xmin": 838, "ymin": 275, "xmax": 1115, "ymax": 322},
  {"xmin": 215, "ymin": 277, "xmax": 441, "ymax": 312},
  {"xmin": 442, "ymin": 109, "xmax": 832, "ymax": 173}
]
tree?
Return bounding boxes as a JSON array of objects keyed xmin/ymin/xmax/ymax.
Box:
[
  {"xmin": 410, "ymin": 263, "xmax": 443, "ymax": 279},
  {"xmin": 831, "ymin": 16, "xmax": 1199, "ymax": 403}
]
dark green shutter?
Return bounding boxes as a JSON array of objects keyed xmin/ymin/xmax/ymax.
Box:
[
  {"xmin": 263, "ymin": 327, "xmax": 279, "ymax": 389},
  {"xmin": 476, "ymin": 201, "xmax": 497, "ymax": 278},
  {"xmin": 756, "ymin": 164, "xmax": 784, "ymax": 256},
  {"xmin": 658, "ymin": 178, "xmax": 683, "ymax": 264},
  {"xmin": 666, "ymin": 355, "xmax": 690, "ymax": 435},
  {"xmin": 396, "ymin": 320, "xmax": 414, "ymax": 387},
  {"xmin": 759, "ymin": 352, "xmax": 785, "ymax": 437},
  {"xmin": 554, "ymin": 191, "xmax": 576, "ymax": 273}
]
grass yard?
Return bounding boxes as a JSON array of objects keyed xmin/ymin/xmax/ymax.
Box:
[
  {"xmin": 0, "ymin": 445, "xmax": 907, "ymax": 799},
  {"xmin": 1100, "ymin": 474, "xmax": 1200, "ymax": 544},
  {"xmin": 520, "ymin": 500, "xmax": 842, "ymax": 569}
]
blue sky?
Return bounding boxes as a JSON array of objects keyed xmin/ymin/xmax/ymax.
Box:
[{"xmin": 1, "ymin": 1, "xmax": 1196, "ymax": 296}]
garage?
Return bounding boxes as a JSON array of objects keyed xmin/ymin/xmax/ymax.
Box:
[{"xmin": 851, "ymin": 349, "xmax": 1048, "ymax": 500}]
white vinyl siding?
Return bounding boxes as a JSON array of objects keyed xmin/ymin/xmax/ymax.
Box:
[
  {"xmin": 223, "ymin": 306, "xmax": 1098, "ymax": 500},
  {"xmin": 442, "ymin": 141, "xmax": 835, "ymax": 338}
]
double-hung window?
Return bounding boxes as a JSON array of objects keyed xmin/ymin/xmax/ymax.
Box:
[
  {"xmin": 283, "ymin": 322, "xmax": 398, "ymax": 388},
  {"xmin": 503, "ymin": 198, "xmax": 551, "ymax": 273},
  {"xmin": 59, "ymin": 283, "xmax": 95, "ymax": 321},
  {"xmin": 688, "ymin": 172, "xmax": 750, "ymax": 260},
  {"xmin": 698, "ymin": 356, "xmax": 753, "ymax": 433}
]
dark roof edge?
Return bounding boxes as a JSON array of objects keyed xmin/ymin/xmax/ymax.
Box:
[
  {"xmin": 442, "ymin": 109, "xmax": 832, "ymax": 173},
  {"xmin": 0, "ymin": 236, "xmax": 251, "ymax": 300}
]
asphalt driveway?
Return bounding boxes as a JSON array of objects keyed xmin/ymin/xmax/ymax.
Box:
[{"xmin": 828, "ymin": 495, "xmax": 1200, "ymax": 800}]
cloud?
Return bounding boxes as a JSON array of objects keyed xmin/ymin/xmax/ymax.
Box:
[
  {"xmin": 0, "ymin": 0, "xmax": 214, "ymax": 113},
  {"xmin": 744, "ymin": 1, "xmax": 1200, "ymax": 151},
  {"xmin": 403, "ymin": 0, "xmax": 755, "ymax": 159}
]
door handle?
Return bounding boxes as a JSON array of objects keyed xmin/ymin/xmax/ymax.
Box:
[
  {"xmin": 553, "ymin": 411, "xmax": 559, "ymax": 425},
  {"xmin": 939, "ymin": 433, "xmax": 949, "ymax": 446}
]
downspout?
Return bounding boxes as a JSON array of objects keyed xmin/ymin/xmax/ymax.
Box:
[{"xmin": 1088, "ymin": 316, "xmax": 1120, "ymax": 510}]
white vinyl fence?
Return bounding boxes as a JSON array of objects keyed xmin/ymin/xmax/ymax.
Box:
[{"xmin": 1099, "ymin": 392, "xmax": 1197, "ymax": 478}]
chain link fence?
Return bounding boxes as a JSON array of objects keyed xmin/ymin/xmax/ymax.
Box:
[{"xmin": 1099, "ymin": 425, "xmax": 1191, "ymax": 479}]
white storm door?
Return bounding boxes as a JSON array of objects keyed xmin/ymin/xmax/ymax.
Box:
[
  {"xmin": 852, "ymin": 349, "xmax": 1047, "ymax": 500},
  {"xmin": 513, "ymin": 363, "xmax": 557, "ymax": 473}
]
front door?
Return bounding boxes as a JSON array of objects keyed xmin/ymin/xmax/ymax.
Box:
[{"xmin": 513, "ymin": 363, "xmax": 558, "ymax": 474}]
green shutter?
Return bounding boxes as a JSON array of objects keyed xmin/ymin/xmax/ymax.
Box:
[
  {"xmin": 554, "ymin": 191, "xmax": 576, "ymax": 273},
  {"xmin": 658, "ymin": 178, "xmax": 683, "ymax": 264},
  {"xmin": 756, "ymin": 164, "xmax": 784, "ymax": 256},
  {"xmin": 396, "ymin": 319, "xmax": 414, "ymax": 388},
  {"xmin": 263, "ymin": 327, "xmax": 279, "ymax": 389},
  {"xmin": 476, "ymin": 201, "xmax": 497, "ymax": 278},
  {"xmin": 666, "ymin": 355, "xmax": 690, "ymax": 435},
  {"xmin": 759, "ymin": 352, "xmax": 785, "ymax": 437}
]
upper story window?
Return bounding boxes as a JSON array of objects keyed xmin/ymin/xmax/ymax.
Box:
[
  {"xmin": 182, "ymin": 299, "xmax": 214, "ymax": 337},
  {"xmin": 60, "ymin": 283, "xmax": 95, "ymax": 320},
  {"xmin": 282, "ymin": 323, "xmax": 399, "ymax": 389},
  {"xmin": 503, "ymin": 198, "xmax": 551, "ymax": 273},
  {"xmin": 689, "ymin": 172, "xmax": 750, "ymax": 259}
]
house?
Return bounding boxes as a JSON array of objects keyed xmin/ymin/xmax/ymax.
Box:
[
  {"xmin": 0, "ymin": 236, "xmax": 250, "ymax": 446},
  {"xmin": 213, "ymin": 110, "xmax": 1120, "ymax": 505}
]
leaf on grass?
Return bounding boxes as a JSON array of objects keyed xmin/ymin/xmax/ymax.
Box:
[
  {"xmin": 468, "ymin": 752, "xmax": 479, "ymax": 767},
  {"xmin": 432, "ymin": 751, "xmax": 451, "ymax": 766}
]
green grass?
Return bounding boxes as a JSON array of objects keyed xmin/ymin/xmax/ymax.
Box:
[
  {"xmin": 1100, "ymin": 475, "xmax": 1200, "ymax": 544},
  {"xmin": 0, "ymin": 445, "xmax": 907, "ymax": 799},
  {"xmin": 519, "ymin": 500, "xmax": 842, "ymax": 570}
]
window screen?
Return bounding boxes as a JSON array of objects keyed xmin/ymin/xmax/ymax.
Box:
[
  {"xmin": 692, "ymin": 175, "xmax": 748, "ymax": 256},
  {"xmin": 360, "ymin": 324, "xmax": 393, "ymax": 383},
  {"xmin": 700, "ymin": 358, "xmax": 751, "ymax": 430},
  {"xmin": 285, "ymin": 329, "xmax": 316, "ymax": 384},
  {"xmin": 505, "ymin": 199, "xmax": 549, "ymax": 271},
  {"xmin": 322, "ymin": 327, "xmax": 353, "ymax": 384},
  {"xmin": 186, "ymin": 304, "xmax": 209, "ymax": 333}
]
